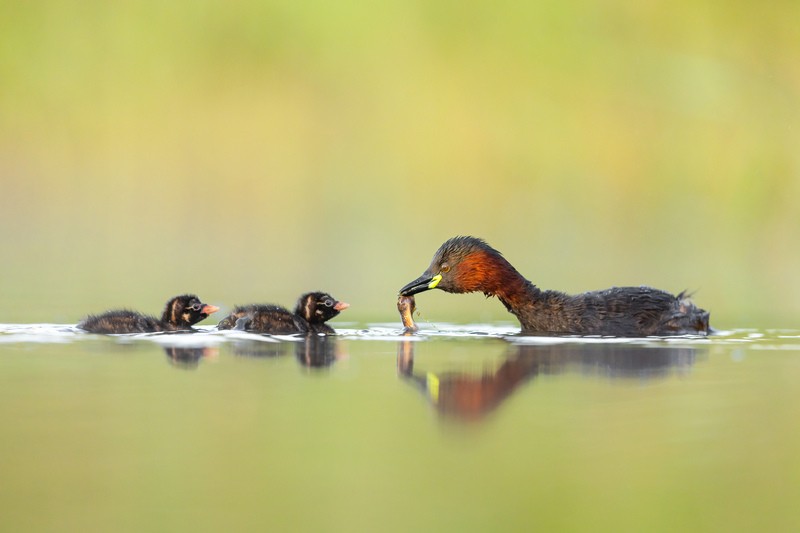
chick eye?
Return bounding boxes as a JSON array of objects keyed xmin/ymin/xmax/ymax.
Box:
[
  {"xmin": 324, "ymin": 299, "xmax": 334, "ymax": 307},
  {"xmin": 191, "ymin": 304, "xmax": 201, "ymax": 311},
  {"xmin": 441, "ymin": 264, "xmax": 450, "ymax": 273}
]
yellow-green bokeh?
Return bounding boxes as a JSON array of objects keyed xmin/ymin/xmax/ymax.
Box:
[{"xmin": 1, "ymin": 1, "xmax": 798, "ymax": 327}]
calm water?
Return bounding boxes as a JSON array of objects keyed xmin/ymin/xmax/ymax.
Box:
[{"xmin": 1, "ymin": 323, "xmax": 799, "ymax": 532}]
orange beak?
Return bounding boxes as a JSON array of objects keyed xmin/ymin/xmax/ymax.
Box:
[
  {"xmin": 202, "ymin": 305, "xmax": 220, "ymax": 315},
  {"xmin": 334, "ymin": 302, "xmax": 350, "ymax": 311}
]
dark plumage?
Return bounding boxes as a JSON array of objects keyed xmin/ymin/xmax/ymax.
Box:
[
  {"xmin": 399, "ymin": 236, "xmax": 712, "ymax": 337},
  {"xmin": 77, "ymin": 294, "xmax": 220, "ymax": 334},
  {"xmin": 217, "ymin": 292, "xmax": 349, "ymax": 334}
]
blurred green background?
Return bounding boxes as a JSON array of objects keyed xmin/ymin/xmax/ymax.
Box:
[{"xmin": 1, "ymin": 1, "xmax": 798, "ymax": 327}]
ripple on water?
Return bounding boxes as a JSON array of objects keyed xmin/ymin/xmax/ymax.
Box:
[{"xmin": 1, "ymin": 323, "xmax": 799, "ymax": 351}]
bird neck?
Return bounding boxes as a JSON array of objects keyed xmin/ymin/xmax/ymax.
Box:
[
  {"xmin": 495, "ymin": 273, "xmax": 543, "ymax": 315},
  {"xmin": 162, "ymin": 300, "xmax": 192, "ymax": 328},
  {"xmin": 161, "ymin": 300, "xmax": 179, "ymax": 325},
  {"xmin": 294, "ymin": 301, "xmax": 312, "ymax": 323},
  {"xmin": 462, "ymin": 251, "xmax": 541, "ymax": 310},
  {"xmin": 482, "ymin": 260, "xmax": 572, "ymax": 333}
]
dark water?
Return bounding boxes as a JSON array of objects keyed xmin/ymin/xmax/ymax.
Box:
[{"xmin": 1, "ymin": 324, "xmax": 799, "ymax": 532}]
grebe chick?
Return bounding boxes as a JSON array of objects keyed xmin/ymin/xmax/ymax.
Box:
[
  {"xmin": 398, "ymin": 236, "xmax": 712, "ymax": 337},
  {"xmin": 77, "ymin": 295, "xmax": 220, "ymax": 334},
  {"xmin": 217, "ymin": 292, "xmax": 349, "ymax": 334}
]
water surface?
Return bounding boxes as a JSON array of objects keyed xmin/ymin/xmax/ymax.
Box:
[{"xmin": 1, "ymin": 324, "xmax": 798, "ymax": 532}]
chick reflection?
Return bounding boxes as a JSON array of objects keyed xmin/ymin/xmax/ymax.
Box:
[
  {"xmin": 295, "ymin": 334, "xmax": 342, "ymax": 368},
  {"xmin": 225, "ymin": 334, "xmax": 343, "ymax": 369},
  {"xmin": 397, "ymin": 340, "xmax": 699, "ymax": 421},
  {"xmin": 163, "ymin": 346, "xmax": 219, "ymax": 369},
  {"xmin": 227, "ymin": 339, "xmax": 292, "ymax": 359}
]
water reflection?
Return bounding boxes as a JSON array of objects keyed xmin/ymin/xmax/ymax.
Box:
[
  {"xmin": 227, "ymin": 340, "xmax": 291, "ymax": 359},
  {"xmin": 162, "ymin": 346, "xmax": 218, "ymax": 369},
  {"xmin": 397, "ymin": 339, "xmax": 700, "ymax": 421},
  {"xmin": 295, "ymin": 335, "xmax": 341, "ymax": 368},
  {"xmin": 224, "ymin": 334, "xmax": 344, "ymax": 369}
]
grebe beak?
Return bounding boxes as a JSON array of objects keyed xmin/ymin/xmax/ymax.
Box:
[
  {"xmin": 334, "ymin": 302, "xmax": 350, "ymax": 311},
  {"xmin": 201, "ymin": 304, "xmax": 220, "ymax": 315},
  {"xmin": 399, "ymin": 273, "xmax": 440, "ymax": 296}
]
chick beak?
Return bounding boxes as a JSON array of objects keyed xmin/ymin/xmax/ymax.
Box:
[
  {"xmin": 201, "ymin": 304, "xmax": 220, "ymax": 315},
  {"xmin": 334, "ymin": 302, "xmax": 350, "ymax": 311},
  {"xmin": 399, "ymin": 273, "xmax": 441, "ymax": 296}
]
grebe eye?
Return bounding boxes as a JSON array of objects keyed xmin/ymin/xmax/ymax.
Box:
[
  {"xmin": 324, "ymin": 299, "xmax": 334, "ymax": 307},
  {"xmin": 191, "ymin": 304, "xmax": 201, "ymax": 311},
  {"xmin": 441, "ymin": 264, "xmax": 450, "ymax": 273}
]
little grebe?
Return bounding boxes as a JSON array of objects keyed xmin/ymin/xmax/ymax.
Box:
[
  {"xmin": 77, "ymin": 294, "xmax": 220, "ymax": 334},
  {"xmin": 217, "ymin": 292, "xmax": 349, "ymax": 334},
  {"xmin": 398, "ymin": 236, "xmax": 711, "ymax": 336}
]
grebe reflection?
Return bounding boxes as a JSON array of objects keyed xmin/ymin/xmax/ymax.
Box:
[{"xmin": 397, "ymin": 339, "xmax": 700, "ymax": 421}]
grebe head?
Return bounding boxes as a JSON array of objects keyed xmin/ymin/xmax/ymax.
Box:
[
  {"xmin": 295, "ymin": 292, "xmax": 350, "ymax": 324},
  {"xmin": 399, "ymin": 236, "xmax": 504, "ymax": 296},
  {"xmin": 163, "ymin": 294, "xmax": 220, "ymax": 327}
]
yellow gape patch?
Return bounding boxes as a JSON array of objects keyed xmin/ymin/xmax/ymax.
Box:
[
  {"xmin": 426, "ymin": 373, "xmax": 440, "ymax": 403},
  {"xmin": 428, "ymin": 274, "xmax": 442, "ymax": 289}
]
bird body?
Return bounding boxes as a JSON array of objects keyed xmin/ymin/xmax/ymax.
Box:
[
  {"xmin": 399, "ymin": 236, "xmax": 711, "ymax": 337},
  {"xmin": 217, "ymin": 304, "xmax": 311, "ymax": 334},
  {"xmin": 77, "ymin": 295, "xmax": 219, "ymax": 334},
  {"xmin": 217, "ymin": 292, "xmax": 349, "ymax": 334}
]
